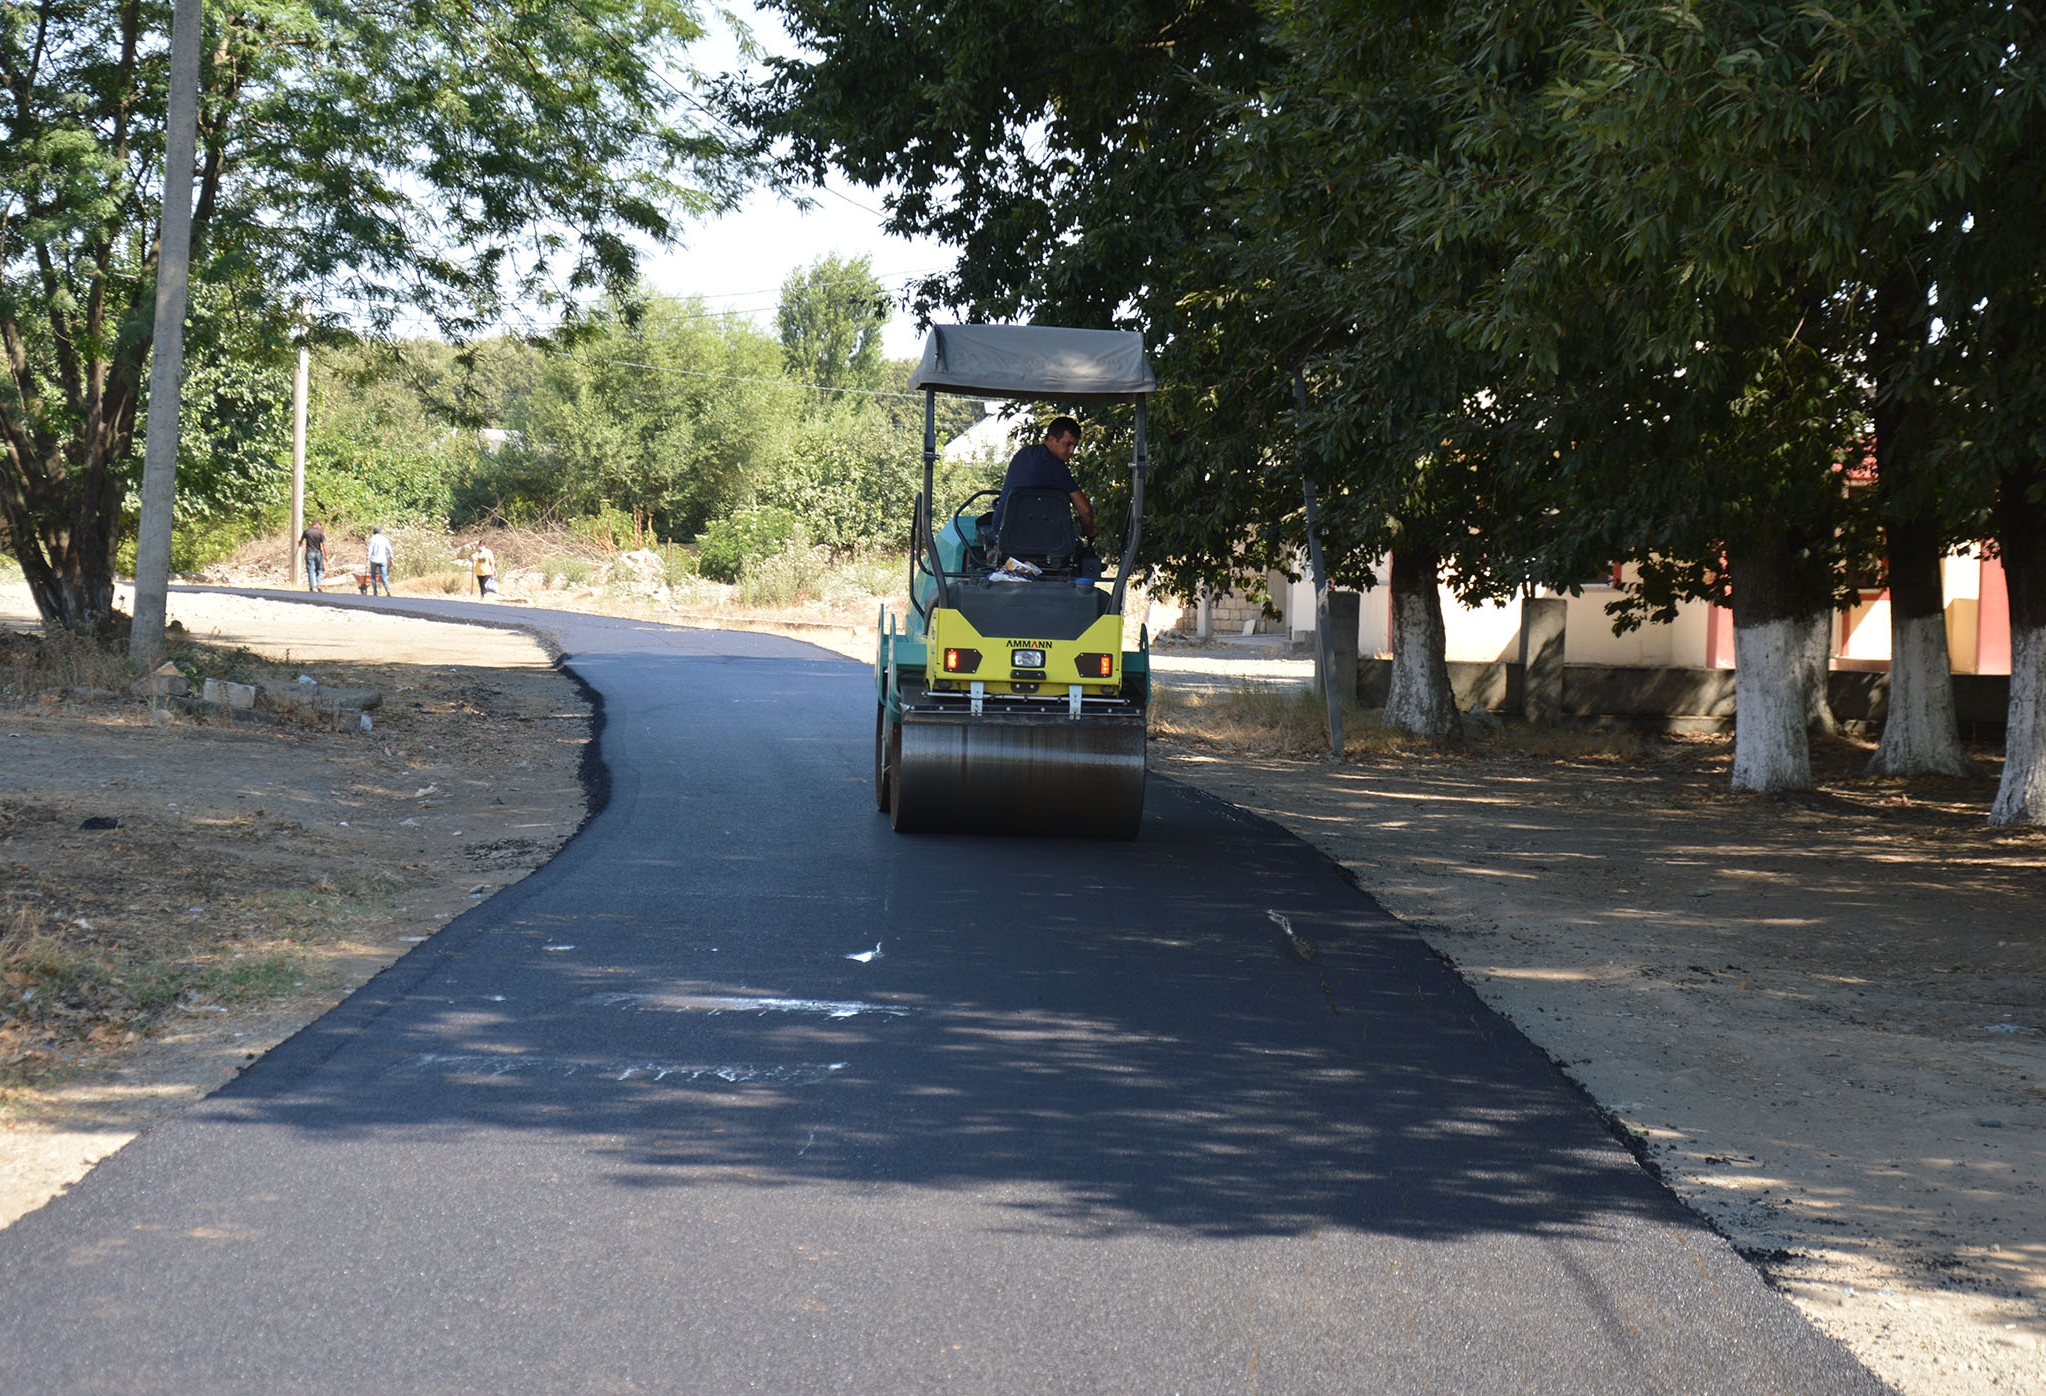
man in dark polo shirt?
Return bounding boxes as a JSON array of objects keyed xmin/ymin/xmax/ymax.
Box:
[{"xmin": 989, "ymin": 416, "xmax": 1097, "ymax": 560}]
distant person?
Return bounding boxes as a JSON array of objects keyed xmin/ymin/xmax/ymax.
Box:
[
  {"xmin": 988, "ymin": 417, "xmax": 1101, "ymax": 578},
  {"xmin": 365, "ymin": 527, "xmax": 394, "ymax": 596},
  {"xmin": 299, "ymin": 520, "xmax": 327, "ymax": 592},
  {"xmin": 466, "ymin": 540, "xmax": 497, "ymax": 597}
]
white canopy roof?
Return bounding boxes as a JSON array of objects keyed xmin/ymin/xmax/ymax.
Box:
[{"xmin": 909, "ymin": 324, "xmax": 1155, "ymax": 402}]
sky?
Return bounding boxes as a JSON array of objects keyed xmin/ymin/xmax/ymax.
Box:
[{"xmin": 635, "ymin": 3, "xmax": 957, "ymax": 360}]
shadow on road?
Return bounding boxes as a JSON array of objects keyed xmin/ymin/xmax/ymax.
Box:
[{"xmin": 204, "ymin": 756, "xmax": 1682, "ymax": 1248}]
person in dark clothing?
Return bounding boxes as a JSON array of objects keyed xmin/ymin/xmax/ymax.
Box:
[
  {"xmin": 299, "ymin": 521, "xmax": 327, "ymax": 591},
  {"xmin": 989, "ymin": 416, "xmax": 1096, "ymax": 548}
]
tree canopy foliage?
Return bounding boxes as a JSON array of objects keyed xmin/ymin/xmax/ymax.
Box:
[
  {"xmin": 777, "ymin": 253, "xmax": 891, "ymax": 393},
  {"xmin": 736, "ymin": 0, "xmax": 2046, "ymax": 817},
  {"xmin": 0, "ymin": 0, "xmax": 746, "ymax": 631}
]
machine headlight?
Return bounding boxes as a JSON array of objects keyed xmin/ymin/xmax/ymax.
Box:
[{"xmin": 1010, "ymin": 649, "xmax": 1046, "ymax": 670}]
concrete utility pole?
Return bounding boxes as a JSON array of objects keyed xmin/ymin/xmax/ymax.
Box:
[
  {"xmin": 129, "ymin": 0, "xmax": 205, "ymax": 665},
  {"xmin": 291, "ymin": 345, "xmax": 307, "ymax": 584}
]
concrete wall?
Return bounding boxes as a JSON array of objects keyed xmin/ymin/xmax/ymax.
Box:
[
  {"xmin": 1355, "ymin": 658, "xmax": 2010, "ymax": 736},
  {"xmin": 1166, "ymin": 546, "xmax": 2015, "ymax": 678}
]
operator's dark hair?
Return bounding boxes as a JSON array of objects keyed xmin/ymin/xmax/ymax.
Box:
[{"xmin": 1046, "ymin": 415, "xmax": 1081, "ymax": 441}]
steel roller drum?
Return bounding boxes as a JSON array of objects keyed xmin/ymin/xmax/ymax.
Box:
[{"xmin": 890, "ymin": 708, "xmax": 1146, "ymax": 838}]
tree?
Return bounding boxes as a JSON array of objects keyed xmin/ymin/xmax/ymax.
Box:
[
  {"xmin": 776, "ymin": 253, "xmax": 890, "ymax": 393},
  {"xmin": 1501, "ymin": 0, "xmax": 2035, "ymax": 801},
  {"xmin": 1933, "ymin": 60, "xmax": 2046, "ymax": 824},
  {"xmin": 501, "ymin": 295, "xmax": 791, "ymax": 537},
  {"xmin": 0, "ymin": 0, "xmax": 745, "ymax": 633}
]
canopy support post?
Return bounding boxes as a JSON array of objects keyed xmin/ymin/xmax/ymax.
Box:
[{"xmin": 1111, "ymin": 397, "xmax": 1148, "ymax": 615}]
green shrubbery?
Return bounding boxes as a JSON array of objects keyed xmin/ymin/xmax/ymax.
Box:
[
  {"xmin": 738, "ymin": 537, "xmax": 830, "ymax": 606},
  {"xmin": 108, "ymin": 268, "xmax": 998, "ymax": 589},
  {"xmin": 696, "ymin": 506, "xmax": 804, "ymax": 583}
]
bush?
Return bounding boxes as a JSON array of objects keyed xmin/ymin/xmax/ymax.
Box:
[
  {"xmin": 697, "ymin": 506, "xmax": 803, "ymax": 584},
  {"xmin": 386, "ymin": 524, "xmax": 463, "ymax": 581},
  {"xmin": 660, "ymin": 543, "xmax": 696, "ymax": 587},
  {"xmin": 821, "ymin": 550, "xmax": 909, "ymax": 604},
  {"xmin": 739, "ymin": 538, "xmax": 829, "ymax": 607},
  {"xmin": 544, "ymin": 555, "xmax": 595, "ymax": 587}
]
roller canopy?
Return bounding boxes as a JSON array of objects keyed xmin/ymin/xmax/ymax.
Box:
[{"xmin": 909, "ymin": 324, "xmax": 1156, "ymax": 403}]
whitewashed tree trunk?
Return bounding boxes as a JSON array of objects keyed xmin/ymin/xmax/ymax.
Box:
[
  {"xmin": 1867, "ymin": 521, "xmax": 1975, "ymax": 776},
  {"xmin": 1384, "ymin": 545, "xmax": 1462, "ymax": 743},
  {"xmin": 1990, "ymin": 623, "xmax": 2046, "ymax": 824},
  {"xmin": 1989, "ymin": 469, "xmax": 2045, "ymax": 826},
  {"xmin": 1732, "ymin": 615, "xmax": 1814, "ymax": 792},
  {"xmin": 1798, "ymin": 608, "xmax": 1838, "ymax": 737},
  {"xmin": 1729, "ymin": 542, "xmax": 1815, "ymax": 793},
  {"xmin": 1869, "ymin": 611, "xmax": 1976, "ymax": 777}
]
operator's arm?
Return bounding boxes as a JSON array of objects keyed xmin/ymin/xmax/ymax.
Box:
[{"xmin": 1071, "ymin": 490, "xmax": 1097, "ymax": 537}]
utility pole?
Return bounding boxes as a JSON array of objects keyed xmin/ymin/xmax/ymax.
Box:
[
  {"xmin": 291, "ymin": 344, "xmax": 307, "ymax": 585},
  {"xmin": 129, "ymin": 0, "xmax": 205, "ymax": 665}
]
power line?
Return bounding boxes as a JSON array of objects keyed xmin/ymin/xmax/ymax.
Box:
[
  {"xmin": 541, "ymin": 346, "xmax": 928, "ymax": 401},
  {"xmin": 688, "ymin": 266, "xmax": 949, "ymax": 303}
]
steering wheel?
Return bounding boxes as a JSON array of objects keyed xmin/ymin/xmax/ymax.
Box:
[{"xmin": 950, "ymin": 487, "xmax": 1002, "ymax": 542}]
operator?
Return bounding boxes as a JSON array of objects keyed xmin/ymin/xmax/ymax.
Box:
[{"xmin": 988, "ymin": 417, "xmax": 1100, "ymax": 575}]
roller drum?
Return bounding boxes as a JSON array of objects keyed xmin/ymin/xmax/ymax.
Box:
[{"xmin": 890, "ymin": 709, "xmax": 1146, "ymax": 838}]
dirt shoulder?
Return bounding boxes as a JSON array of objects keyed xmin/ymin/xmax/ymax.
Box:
[
  {"xmin": 1153, "ymin": 721, "xmax": 2043, "ymax": 1396},
  {"xmin": 1, "ymin": 584, "xmax": 591, "ymax": 1228}
]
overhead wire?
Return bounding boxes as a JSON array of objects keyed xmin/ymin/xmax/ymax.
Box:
[{"xmin": 539, "ymin": 346, "xmax": 929, "ymax": 401}]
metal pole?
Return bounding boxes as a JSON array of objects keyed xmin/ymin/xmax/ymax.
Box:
[
  {"xmin": 128, "ymin": 0, "xmax": 204, "ymax": 665},
  {"xmin": 291, "ymin": 345, "xmax": 307, "ymax": 586},
  {"xmin": 920, "ymin": 389, "xmax": 949, "ymax": 611},
  {"xmin": 1111, "ymin": 397, "xmax": 1148, "ymax": 614},
  {"xmin": 1294, "ymin": 370, "xmax": 1342, "ymax": 757}
]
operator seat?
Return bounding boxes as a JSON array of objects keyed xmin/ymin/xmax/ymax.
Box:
[{"xmin": 994, "ymin": 487, "xmax": 1079, "ymax": 573}]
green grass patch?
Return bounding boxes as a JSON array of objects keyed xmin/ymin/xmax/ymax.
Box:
[{"xmin": 1, "ymin": 912, "xmax": 310, "ymax": 1089}]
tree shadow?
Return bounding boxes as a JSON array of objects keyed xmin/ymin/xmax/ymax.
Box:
[{"xmin": 206, "ymin": 744, "xmax": 1690, "ymax": 1248}]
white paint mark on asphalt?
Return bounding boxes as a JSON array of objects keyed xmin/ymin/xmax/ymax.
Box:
[
  {"xmin": 584, "ymin": 992, "xmax": 907, "ymax": 1019},
  {"xmin": 845, "ymin": 942, "xmax": 883, "ymax": 963},
  {"xmin": 542, "ymin": 944, "xmax": 577, "ymax": 952},
  {"xmin": 396, "ymin": 1054, "xmax": 848, "ymax": 1086}
]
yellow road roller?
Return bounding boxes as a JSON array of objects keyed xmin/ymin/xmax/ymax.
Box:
[{"xmin": 875, "ymin": 324, "xmax": 1153, "ymax": 838}]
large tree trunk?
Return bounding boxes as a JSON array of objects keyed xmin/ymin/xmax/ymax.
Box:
[
  {"xmin": 1384, "ymin": 543, "xmax": 1462, "ymax": 743},
  {"xmin": 1990, "ymin": 468, "xmax": 2046, "ymax": 825},
  {"xmin": 1730, "ymin": 539, "xmax": 1814, "ymax": 792},
  {"xmin": 1866, "ymin": 266, "xmax": 1974, "ymax": 776},
  {"xmin": 1, "ymin": 283, "xmax": 145, "ymax": 637},
  {"xmin": 1868, "ymin": 519, "xmax": 1975, "ymax": 776},
  {"xmin": 0, "ymin": 440, "xmax": 128, "ymax": 635},
  {"xmin": 1798, "ymin": 607, "xmax": 1838, "ymax": 736}
]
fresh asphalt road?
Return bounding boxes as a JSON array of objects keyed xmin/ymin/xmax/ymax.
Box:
[{"xmin": 0, "ymin": 598, "xmax": 1888, "ymax": 1394}]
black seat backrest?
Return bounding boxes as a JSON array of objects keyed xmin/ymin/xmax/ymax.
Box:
[{"xmin": 996, "ymin": 487, "xmax": 1077, "ymax": 569}]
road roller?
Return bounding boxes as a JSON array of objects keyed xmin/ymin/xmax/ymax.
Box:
[{"xmin": 875, "ymin": 324, "xmax": 1154, "ymax": 838}]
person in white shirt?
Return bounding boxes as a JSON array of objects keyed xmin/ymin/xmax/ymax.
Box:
[{"xmin": 365, "ymin": 527, "xmax": 394, "ymax": 596}]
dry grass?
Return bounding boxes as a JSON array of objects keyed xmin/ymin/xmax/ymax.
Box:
[
  {"xmin": 1152, "ymin": 684, "xmax": 1417, "ymax": 758},
  {"xmin": 1152, "ymin": 683, "xmax": 1648, "ymax": 763},
  {"xmin": 0, "ymin": 871, "xmax": 340, "ymax": 1094},
  {"xmin": 0, "ymin": 629, "xmax": 142, "ymax": 701}
]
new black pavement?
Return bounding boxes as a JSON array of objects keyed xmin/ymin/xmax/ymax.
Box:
[{"xmin": 0, "ymin": 596, "xmax": 1889, "ymax": 1394}]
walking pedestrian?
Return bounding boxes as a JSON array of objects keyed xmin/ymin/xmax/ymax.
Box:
[
  {"xmin": 365, "ymin": 527, "xmax": 394, "ymax": 596},
  {"xmin": 466, "ymin": 540, "xmax": 497, "ymax": 598},
  {"xmin": 299, "ymin": 520, "xmax": 327, "ymax": 592}
]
